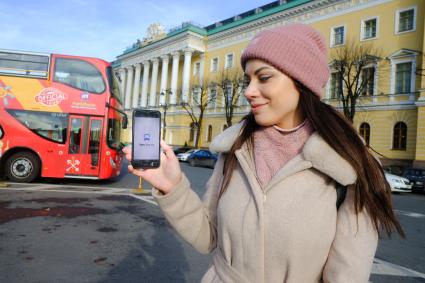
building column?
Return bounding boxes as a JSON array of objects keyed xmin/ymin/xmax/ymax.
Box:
[
  {"xmin": 118, "ymin": 68, "xmax": 127, "ymax": 102},
  {"xmin": 149, "ymin": 58, "xmax": 159, "ymax": 107},
  {"xmin": 182, "ymin": 49, "xmax": 193, "ymax": 103},
  {"xmin": 132, "ymin": 63, "xmax": 142, "ymax": 108},
  {"xmin": 170, "ymin": 51, "xmax": 180, "ymax": 104},
  {"xmin": 141, "ymin": 61, "xmax": 150, "ymax": 108},
  {"xmin": 124, "ymin": 65, "xmax": 134, "ymax": 109},
  {"xmin": 159, "ymin": 55, "xmax": 169, "ymax": 105},
  {"xmin": 199, "ymin": 53, "xmax": 205, "ymax": 84}
]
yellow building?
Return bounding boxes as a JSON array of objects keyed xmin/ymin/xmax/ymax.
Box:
[{"xmin": 114, "ymin": 0, "xmax": 425, "ymax": 168}]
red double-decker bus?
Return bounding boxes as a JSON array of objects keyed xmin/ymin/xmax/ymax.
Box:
[{"xmin": 0, "ymin": 49, "xmax": 127, "ymax": 182}]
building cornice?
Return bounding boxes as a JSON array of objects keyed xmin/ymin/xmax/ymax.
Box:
[
  {"xmin": 206, "ymin": 0, "xmax": 395, "ymax": 51},
  {"xmin": 332, "ymin": 103, "xmax": 418, "ymax": 112},
  {"xmin": 118, "ymin": 32, "xmax": 206, "ymax": 68}
]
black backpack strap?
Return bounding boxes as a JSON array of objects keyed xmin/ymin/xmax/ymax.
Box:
[{"xmin": 335, "ymin": 182, "xmax": 347, "ymax": 209}]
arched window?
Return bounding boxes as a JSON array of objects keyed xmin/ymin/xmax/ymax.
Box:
[
  {"xmin": 393, "ymin": 122, "xmax": 407, "ymax": 150},
  {"xmin": 189, "ymin": 122, "xmax": 195, "ymax": 142},
  {"xmin": 207, "ymin": 125, "xmax": 213, "ymax": 142},
  {"xmin": 359, "ymin": 122, "xmax": 370, "ymax": 146}
]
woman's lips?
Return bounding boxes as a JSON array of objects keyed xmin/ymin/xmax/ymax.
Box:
[{"xmin": 251, "ymin": 103, "xmax": 266, "ymax": 112}]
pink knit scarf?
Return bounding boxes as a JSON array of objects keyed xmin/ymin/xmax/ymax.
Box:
[{"xmin": 253, "ymin": 120, "xmax": 314, "ymax": 188}]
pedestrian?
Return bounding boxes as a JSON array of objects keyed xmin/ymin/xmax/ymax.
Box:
[{"xmin": 123, "ymin": 23, "xmax": 404, "ymax": 283}]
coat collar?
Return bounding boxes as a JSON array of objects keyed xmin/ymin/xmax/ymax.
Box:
[{"xmin": 210, "ymin": 122, "xmax": 357, "ymax": 186}]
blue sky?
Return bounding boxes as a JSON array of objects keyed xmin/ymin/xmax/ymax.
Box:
[{"xmin": 1, "ymin": 0, "xmax": 272, "ymax": 62}]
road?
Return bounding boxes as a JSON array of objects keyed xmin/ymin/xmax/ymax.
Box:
[{"xmin": 1, "ymin": 161, "xmax": 424, "ymax": 282}]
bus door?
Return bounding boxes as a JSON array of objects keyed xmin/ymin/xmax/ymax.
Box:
[{"xmin": 66, "ymin": 115, "xmax": 103, "ymax": 177}]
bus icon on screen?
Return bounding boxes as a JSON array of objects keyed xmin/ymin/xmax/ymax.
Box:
[{"xmin": 144, "ymin": 134, "xmax": 151, "ymax": 142}]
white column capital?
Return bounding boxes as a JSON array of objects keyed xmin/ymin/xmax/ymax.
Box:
[
  {"xmin": 151, "ymin": 57, "xmax": 159, "ymax": 64},
  {"xmin": 143, "ymin": 60, "xmax": 150, "ymax": 66},
  {"xmin": 161, "ymin": 54, "xmax": 170, "ymax": 61},
  {"xmin": 134, "ymin": 63, "xmax": 142, "ymax": 70},
  {"xmin": 172, "ymin": 51, "xmax": 180, "ymax": 58},
  {"xmin": 126, "ymin": 65, "xmax": 134, "ymax": 71},
  {"xmin": 183, "ymin": 48, "xmax": 193, "ymax": 56}
]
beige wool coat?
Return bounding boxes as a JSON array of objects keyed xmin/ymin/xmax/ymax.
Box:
[{"xmin": 152, "ymin": 123, "xmax": 378, "ymax": 283}]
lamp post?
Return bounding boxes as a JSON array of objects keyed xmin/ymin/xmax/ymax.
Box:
[{"xmin": 160, "ymin": 89, "xmax": 173, "ymax": 140}]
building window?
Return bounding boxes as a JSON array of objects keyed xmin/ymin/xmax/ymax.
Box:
[
  {"xmin": 193, "ymin": 62, "xmax": 200, "ymax": 76},
  {"xmin": 240, "ymin": 93, "xmax": 249, "ymax": 106},
  {"xmin": 393, "ymin": 122, "xmax": 407, "ymax": 150},
  {"xmin": 361, "ymin": 67, "xmax": 375, "ymax": 96},
  {"xmin": 361, "ymin": 18, "xmax": 377, "ymax": 40},
  {"xmin": 209, "ymin": 85, "xmax": 217, "ymax": 109},
  {"xmin": 330, "ymin": 72, "xmax": 342, "ymax": 99},
  {"xmin": 191, "ymin": 87, "xmax": 200, "ymax": 104},
  {"xmin": 359, "ymin": 122, "xmax": 370, "ymax": 146},
  {"xmin": 211, "ymin": 57, "xmax": 219, "ymax": 72},
  {"xmin": 207, "ymin": 125, "xmax": 213, "ymax": 142},
  {"xmin": 223, "ymin": 83, "xmax": 233, "ymax": 107},
  {"xmin": 225, "ymin": 53, "xmax": 234, "ymax": 69},
  {"xmin": 396, "ymin": 62, "xmax": 412, "ymax": 93},
  {"xmin": 331, "ymin": 26, "xmax": 345, "ymax": 47},
  {"xmin": 396, "ymin": 7, "xmax": 416, "ymax": 33}
]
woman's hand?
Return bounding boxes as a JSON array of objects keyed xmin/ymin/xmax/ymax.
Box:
[{"xmin": 123, "ymin": 140, "xmax": 182, "ymax": 195}]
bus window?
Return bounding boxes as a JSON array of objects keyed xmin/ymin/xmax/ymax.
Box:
[
  {"xmin": 69, "ymin": 118, "xmax": 82, "ymax": 154},
  {"xmin": 108, "ymin": 117, "xmax": 121, "ymax": 149},
  {"xmin": 0, "ymin": 51, "xmax": 49, "ymax": 78},
  {"xmin": 54, "ymin": 58, "xmax": 106, "ymax": 94},
  {"xmin": 89, "ymin": 120, "xmax": 102, "ymax": 166},
  {"xmin": 7, "ymin": 109, "xmax": 68, "ymax": 143}
]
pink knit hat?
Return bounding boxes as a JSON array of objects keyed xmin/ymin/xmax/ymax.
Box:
[{"xmin": 241, "ymin": 23, "xmax": 330, "ymax": 97}]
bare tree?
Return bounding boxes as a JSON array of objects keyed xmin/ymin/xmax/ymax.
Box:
[
  {"xmin": 216, "ymin": 68, "xmax": 245, "ymax": 127},
  {"xmin": 330, "ymin": 39, "xmax": 381, "ymax": 122},
  {"xmin": 180, "ymin": 76, "xmax": 217, "ymax": 148}
]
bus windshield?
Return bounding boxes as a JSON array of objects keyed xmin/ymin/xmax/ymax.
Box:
[{"xmin": 54, "ymin": 58, "xmax": 106, "ymax": 93}]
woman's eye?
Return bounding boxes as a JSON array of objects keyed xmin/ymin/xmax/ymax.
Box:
[{"xmin": 259, "ymin": 76, "xmax": 271, "ymax": 82}]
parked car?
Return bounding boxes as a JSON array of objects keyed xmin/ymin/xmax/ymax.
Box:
[
  {"xmin": 403, "ymin": 168, "xmax": 425, "ymax": 193},
  {"xmin": 173, "ymin": 146, "xmax": 194, "ymax": 155},
  {"xmin": 384, "ymin": 172, "xmax": 412, "ymax": 193},
  {"xmin": 187, "ymin": 150, "xmax": 218, "ymax": 168},
  {"xmin": 177, "ymin": 149, "xmax": 199, "ymax": 162},
  {"xmin": 383, "ymin": 165, "xmax": 406, "ymax": 176}
]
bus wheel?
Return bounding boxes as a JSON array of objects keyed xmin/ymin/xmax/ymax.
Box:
[{"xmin": 6, "ymin": 152, "xmax": 40, "ymax": 183}]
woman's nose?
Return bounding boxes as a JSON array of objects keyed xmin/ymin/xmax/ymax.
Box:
[{"xmin": 244, "ymin": 82, "xmax": 259, "ymax": 99}]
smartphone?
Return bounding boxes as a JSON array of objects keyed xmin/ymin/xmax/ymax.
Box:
[{"xmin": 131, "ymin": 109, "xmax": 161, "ymax": 169}]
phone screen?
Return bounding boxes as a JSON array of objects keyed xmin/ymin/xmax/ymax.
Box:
[{"xmin": 133, "ymin": 116, "xmax": 160, "ymax": 161}]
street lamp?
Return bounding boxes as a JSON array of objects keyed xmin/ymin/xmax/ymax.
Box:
[{"xmin": 160, "ymin": 89, "xmax": 173, "ymax": 140}]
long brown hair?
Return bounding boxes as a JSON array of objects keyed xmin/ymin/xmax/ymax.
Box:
[{"xmin": 220, "ymin": 80, "xmax": 405, "ymax": 238}]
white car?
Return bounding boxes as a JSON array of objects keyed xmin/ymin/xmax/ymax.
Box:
[
  {"xmin": 177, "ymin": 149, "xmax": 199, "ymax": 162},
  {"xmin": 385, "ymin": 172, "xmax": 412, "ymax": 193}
]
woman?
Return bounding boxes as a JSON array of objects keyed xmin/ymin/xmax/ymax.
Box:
[{"xmin": 123, "ymin": 23, "xmax": 404, "ymax": 283}]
